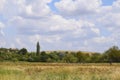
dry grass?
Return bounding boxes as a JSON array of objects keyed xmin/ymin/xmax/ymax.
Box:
[{"xmin": 0, "ymin": 62, "xmax": 120, "ymax": 80}]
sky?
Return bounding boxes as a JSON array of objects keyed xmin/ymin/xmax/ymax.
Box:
[{"xmin": 0, "ymin": 0, "xmax": 120, "ymax": 52}]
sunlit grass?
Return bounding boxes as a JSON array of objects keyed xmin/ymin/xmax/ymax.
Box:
[{"xmin": 0, "ymin": 62, "xmax": 120, "ymax": 80}]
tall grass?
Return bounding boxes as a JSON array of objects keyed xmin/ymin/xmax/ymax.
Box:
[{"xmin": 0, "ymin": 62, "xmax": 120, "ymax": 80}]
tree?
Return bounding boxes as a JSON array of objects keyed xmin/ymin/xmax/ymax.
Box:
[
  {"xmin": 90, "ymin": 53, "xmax": 102, "ymax": 63},
  {"xmin": 49, "ymin": 52, "xmax": 59, "ymax": 62},
  {"xmin": 36, "ymin": 41, "xmax": 40, "ymax": 56},
  {"xmin": 76, "ymin": 51, "xmax": 86, "ymax": 63},
  {"xmin": 63, "ymin": 53, "xmax": 78, "ymax": 63},
  {"xmin": 104, "ymin": 46, "xmax": 120, "ymax": 62},
  {"xmin": 18, "ymin": 48, "xmax": 28, "ymax": 55},
  {"xmin": 40, "ymin": 51, "xmax": 49, "ymax": 62}
]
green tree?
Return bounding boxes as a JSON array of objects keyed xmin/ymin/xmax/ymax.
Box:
[
  {"xmin": 40, "ymin": 51, "xmax": 49, "ymax": 62},
  {"xmin": 18, "ymin": 48, "xmax": 28, "ymax": 55},
  {"xmin": 49, "ymin": 52, "xmax": 59, "ymax": 62},
  {"xmin": 76, "ymin": 51, "xmax": 86, "ymax": 63},
  {"xmin": 36, "ymin": 42, "xmax": 40, "ymax": 56},
  {"xmin": 90, "ymin": 53, "xmax": 102, "ymax": 63},
  {"xmin": 104, "ymin": 46, "xmax": 120, "ymax": 62},
  {"xmin": 63, "ymin": 53, "xmax": 78, "ymax": 63}
]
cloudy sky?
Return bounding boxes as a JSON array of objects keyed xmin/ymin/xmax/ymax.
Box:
[{"xmin": 0, "ymin": 0, "xmax": 120, "ymax": 52}]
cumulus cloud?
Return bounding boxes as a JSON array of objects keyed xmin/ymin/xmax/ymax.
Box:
[
  {"xmin": 55, "ymin": 0, "xmax": 102, "ymax": 16},
  {"xmin": 0, "ymin": 0, "xmax": 6, "ymax": 12},
  {"xmin": 0, "ymin": 0, "xmax": 52, "ymax": 19},
  {"xmin": 0, "ymin": 0, "xmax": 120, "ymax": 52},
  {"xmin": 9, "ymin": 13, "xmax": 100, "ymax": 37},
  {"xmin": 113, "ymin": 0, "xmax": 120, "ymax": 9},
  {"xmin": 21, "ymin": 0, "xmax": 52, "ymax": 18},
  {"xmin": 97, "ymin": 0, "xmax": 120, "ymax": 40},
  {"xmin": 8, "ymin": 12, "xmax": 102, "ymax": 51}
]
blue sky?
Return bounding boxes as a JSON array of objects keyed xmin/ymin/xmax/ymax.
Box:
[
  {"xmin": 0, "ymin": 0, "xmax": 120, "ymax": 52},
  {"xmin": 102, "ymin": 0, "xmax": 115, "ymax": 5}
]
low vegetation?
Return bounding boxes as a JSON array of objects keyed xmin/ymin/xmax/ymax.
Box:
[
  {"xmin": 0, "ymin": 46, "xmax": 120, "ymax": 63},
  {"xmin": 0, "ymin": 62, "xmax": 120, "ymax": 80}
]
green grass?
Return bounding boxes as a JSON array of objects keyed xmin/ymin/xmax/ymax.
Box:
[{"xmin": 0, "ymin": 62, "xmax": 120, "ymax": 80}]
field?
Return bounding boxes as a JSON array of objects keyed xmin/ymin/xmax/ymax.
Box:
[{"xmin": 0, "ymin": 62, "xmax": 120, "ymax": 80}]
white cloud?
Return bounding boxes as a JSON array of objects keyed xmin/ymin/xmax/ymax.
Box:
[
  {"xmin": 0, "ymin": 0, "xmax": 120, "ymax": 52},
  {"xmin": 113, "ymin": 0, "xmax": 120, "ymax": 9},
  {"xmin": 0, "ymin": 0, "xmax": 6, "ymax": 12},
  {"xmin": 91, "ymin": 27, "xmax": 100, "ymax": 35},
  {"xmin": 21, "ymin": 0, "xmax": 52, "ymax": 18},
  {"xmin": 97, "ymin": 0, "xmax": 120, "ymax": 37},
  {"xmin": 7, "ymin": 11, "xmax": 102, "ymax": 51},
  {"xmin": 92, "ymin": 36, "xmax": 112, "ymax": 43},
  {"xmin": 9, "ymin": 14, "xmax": 100, "ymax": 41},
  {"xmin": 0, "ymin": 0, "xmax": 52, "ymax": 19},
  {"xmin": 0, "ymin": 22, "xmax": 4, "ymax": 28},
  {"xmin": 55, "ymin": 0, "xmax": 102, "ymax": 16}
]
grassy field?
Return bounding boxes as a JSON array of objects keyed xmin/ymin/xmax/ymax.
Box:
[{"xmin": 0, "ymin": 62, "xmax": 120, "ymax": 80}]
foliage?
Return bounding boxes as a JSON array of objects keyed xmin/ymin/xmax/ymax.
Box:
[
  {"xmin": 104, "ymin": 46, "xmax": 120, "ymax": 62},
  {"xmin": 0, "ymin": 46, "xmax": 120, "ymax": 63},
  {"xmin": 63, "ymin": 53, "xmax": 78, "ymax": 63},
  {"xmin": 18, "ymin": 48, "xmax": 28, "ymax": 55},
  {"xmin": 90, "ymin": 53, "xmax": 102, "ymax": 63},
  {"xmin": 76, "ymin": 51, "xmax": 86, "ymax": 63},
  {"xmin": 36, "ymin": 42, "xmax": 40, "ymax": 56}
]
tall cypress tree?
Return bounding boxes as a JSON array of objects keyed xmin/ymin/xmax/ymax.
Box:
[{"xmin": 36, "ymin": 41, "xmax": 40, "ymax": 56}]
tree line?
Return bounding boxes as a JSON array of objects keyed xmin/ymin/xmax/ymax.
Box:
[{"xmin": 0, "ymin": 42, "xmax": 120, "ymax": 63}]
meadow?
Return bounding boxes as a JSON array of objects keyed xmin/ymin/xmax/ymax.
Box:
[{"xmin": 0, "ymin": 62, "xmax": 120, "ymax": 80}]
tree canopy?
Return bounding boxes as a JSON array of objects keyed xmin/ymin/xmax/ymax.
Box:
[{"xmin": 0, "ymin": 45, "xmax": 120, "ymax": 63}]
